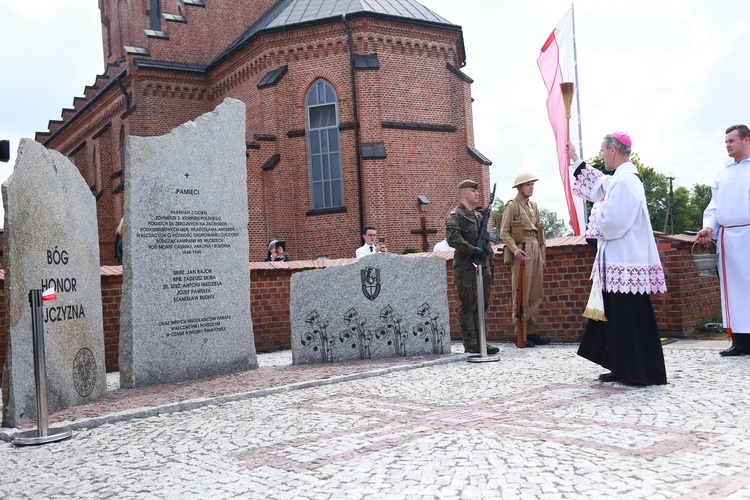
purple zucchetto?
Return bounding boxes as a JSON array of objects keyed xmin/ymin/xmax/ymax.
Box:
[{"xmin": 611, "ymin": 131, "xmax": 632, "ymax": 148}]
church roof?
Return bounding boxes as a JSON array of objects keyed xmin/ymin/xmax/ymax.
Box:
[
  {"xmin": 217, "ymin": 0, "xmax": 459, "ymax": 68},
  {"xmin": 266, "ymin": 0, "xmax": 452, "ymax": 28}
]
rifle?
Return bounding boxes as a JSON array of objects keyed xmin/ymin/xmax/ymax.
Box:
[
  {"xmin": 515, "ymin": 242, "xmax": 526, "ymax": 348},
  {"xmin": 473, "ymin": 183, "xmax": 497, "ymax": 266}
]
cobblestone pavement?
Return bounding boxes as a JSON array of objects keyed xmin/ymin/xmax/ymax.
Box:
[{"xmin": 2, "ymin": 340, "xmax": 750, "ymax": 499}]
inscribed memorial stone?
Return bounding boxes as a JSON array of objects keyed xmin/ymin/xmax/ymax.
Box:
[
  {"xmin": 119, "ymin": 98, "xmax": 257, "ymax": 388},
  {"xmin": 2, "ymin": 139, "xmax": 106, "ymax": 427},
  {"xmin": 290, "ymin": 253, "xmax": 450, "ymax": 364}
]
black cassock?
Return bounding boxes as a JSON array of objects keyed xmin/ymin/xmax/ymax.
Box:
[{"xmin": 578, "ymin": 291, "xmax": 667, "ymax": 386}]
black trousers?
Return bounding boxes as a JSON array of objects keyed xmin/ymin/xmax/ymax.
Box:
[
  {"xmin": 732, "ymin": 332, "xmax": 750, "ymax": 348},
  {"xmin": 577, "ymin": 291, "xmax": 667, "ymax": 385}
]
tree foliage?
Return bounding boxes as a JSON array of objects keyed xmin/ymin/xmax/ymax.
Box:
[
  {"xmin": 491, "ymin": 198, "xmax": 505, "ymax": 240},
  {"xmin": 670, "ymin": 186, "xmax": 691, "ymax": 233},
  {"xmin": 539, "ymin": 208, "xmax": 571, "ymax": 239},
  {"xmin": 688, "ymin": 184, "xmax": 712, "ymax": 230},
  {"xmin": 637, "ymin": 163, "xmax": 669, "ymax": 231}
]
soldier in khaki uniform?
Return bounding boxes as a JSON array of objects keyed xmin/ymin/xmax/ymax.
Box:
[
  {"xmin": 446, "ymin": 179, "xmax": 499, "ymax": 355},
  {"xmin": 499, "ymin": 172, "xmax": 550, "ymax": 347}
]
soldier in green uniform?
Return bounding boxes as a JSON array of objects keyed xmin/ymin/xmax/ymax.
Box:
[{"xmin": 446, "ymin": 179, "xmax": 500, "ymax": 355}]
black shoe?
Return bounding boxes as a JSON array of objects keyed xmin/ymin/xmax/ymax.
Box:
[
  {"xmin": 528, "ymin": 333, "xmax": 551, "ymax": 345},
  {"xmin": 524, "ymin": 341, "xmax": 537, "ymax": 348},
  {"xmin": 598, "ymin": 372, "xmax": 623, "ymax": 382},
  {"xmin": 720, "ymin": 344, "xmax": 747, "ymax": 357},
  {"xmin": 465, "ymin": 344, "xmax": 500, "ymax": 355}
]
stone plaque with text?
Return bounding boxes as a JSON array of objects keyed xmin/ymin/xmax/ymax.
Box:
[
  {"xmin": 2, "ymin": 139, "xmax": 106, "ymax": 427},
  {"xmin": 119, "ymin": 98, "xmax": 257, "ymax": 388}
]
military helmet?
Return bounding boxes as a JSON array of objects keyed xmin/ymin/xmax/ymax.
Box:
[{"xmin": 512, "ymin": 172, "xmax": 539, "ymax": 188}]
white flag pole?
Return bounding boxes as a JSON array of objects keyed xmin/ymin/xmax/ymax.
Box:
[
  {"xmin": 570, "ymin": 3, "xmax": 588, "ymax": 225},
  {"xmin": 571, "ymin": 3, "xmax": 583, "ymax": 159}
]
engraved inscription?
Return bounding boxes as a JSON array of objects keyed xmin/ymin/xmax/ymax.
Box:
[
  {"xmin": 158, "ymin": 315, "xmax": 232, "ymax": 337},
  {"xmin": 136, "ymin": 210, "xmax": 239, "ymax": 254},
  {"xmin": 73, "ymin": 347, "xmax": 97, "ymax": 397},
  {"xmin": 42, "ymin": 246, "xmax": 86, "ymax": 324},
  {"xmin": 165, "ymin": 268, "xmax": 222, "ymax": 303}
]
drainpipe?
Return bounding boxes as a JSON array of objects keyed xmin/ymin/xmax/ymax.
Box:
[
  {"xmin": 115, "ymin": 74, "xmax": 131, "ymax": 111},
  {"xmin": 342, "ymin": 14, "xmax": 365, "ymax": 245}
]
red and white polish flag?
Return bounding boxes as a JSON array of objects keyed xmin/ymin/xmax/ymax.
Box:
[
  {"xmin": 42, "ymin": 287, "xmax": 57, "ymax": 302},
  {"xmin": 537, "ymin": 7, "xmax": 586, "ymax": 235}
]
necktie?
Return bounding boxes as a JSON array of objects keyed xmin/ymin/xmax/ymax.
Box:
[{"xmin": 369, "ymin": 246, "xmax": 374, "ymax": 252}]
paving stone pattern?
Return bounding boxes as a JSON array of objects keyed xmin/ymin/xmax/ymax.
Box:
[{"xmin": 1, "ymin": 341, "xmax": 750, "ymax": 499}]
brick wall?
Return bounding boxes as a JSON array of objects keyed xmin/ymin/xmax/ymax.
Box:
[
  {"xmin": 651, "ymin": 236, "xmax": 723, "ymax": 332},
  {"xmin": 101, "ymin": 273, "xmax": 123, "ymax": 372},
  {"xmin": 39, "ymin": 10, "xmax": 484, "ymax": 266},
  {"xmin": 100, "ymin": 0, "xmax": 276, "ymax": 67},
  {"xmin": 0, "ymin": 236, "xmax": 722, "ymax": 373},
  {"xmin": 250, "ymin": 268, "xmax": 293, "ymax": 353}
]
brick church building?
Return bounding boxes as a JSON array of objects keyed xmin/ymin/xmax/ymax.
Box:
[{"xmin": 37, "ymin": 0, "xmax": 492, "ymax": 264}]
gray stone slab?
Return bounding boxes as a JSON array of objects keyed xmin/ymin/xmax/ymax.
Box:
[
  {"xmin": 2, "ymin": 139, "xmax": 106, "ymax": 427},
  {"xmin": 290, "ymin": 253, "xmax": 450, "ymax": 364},
  {"xmin": 119, "ymin": 98, "xmax": 257, "ymax": 388}
]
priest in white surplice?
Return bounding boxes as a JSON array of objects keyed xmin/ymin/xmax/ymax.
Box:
[
  {"xmin": 697, "ymin": 124, "xmax": 750, "ymax": 357},
  {"xmin": 569, "ymin": 132, "xmax": 668, "ymax": 386}
]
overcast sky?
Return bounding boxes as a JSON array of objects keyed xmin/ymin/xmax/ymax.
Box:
[{"xmin": 1, "ymin": 0, "xmax": 749, "ymax": 224}]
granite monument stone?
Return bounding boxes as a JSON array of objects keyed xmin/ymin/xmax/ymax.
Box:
[
  {"xmin": 291, "ymin": 253, "xmax": 450, "ymax": 364},
  {"xmin": 2, "ymin": 139, "xmax": 106, "ymax": 427},
  {"xmin": 119, "ymin": 98, "xmax": 257, "ymax": 388}
]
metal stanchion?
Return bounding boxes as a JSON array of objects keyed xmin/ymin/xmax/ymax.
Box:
[
  {"xmin": 467, "ymin": 263, "xmax": 500, "ymax": 363},
  {"xmin": 12, "ymin": 290, "xmax": 72, "ymax": 446}
]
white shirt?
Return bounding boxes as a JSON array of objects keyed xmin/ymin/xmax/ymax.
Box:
[
  {"xmin": 355, "ymin": 243, "xmax": 378, "ymax": 258},
  {"xmin": 703, "ymin": 155, "xmax": 750, "ymax": 232},
  {"xmin": 433, "ymin": 239, "xmax": 454, "ymax": 252}
]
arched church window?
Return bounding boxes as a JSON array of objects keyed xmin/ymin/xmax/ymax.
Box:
[{"xmin": 306, "ymin": 80, "xmax": 343, "ymax": 209}]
